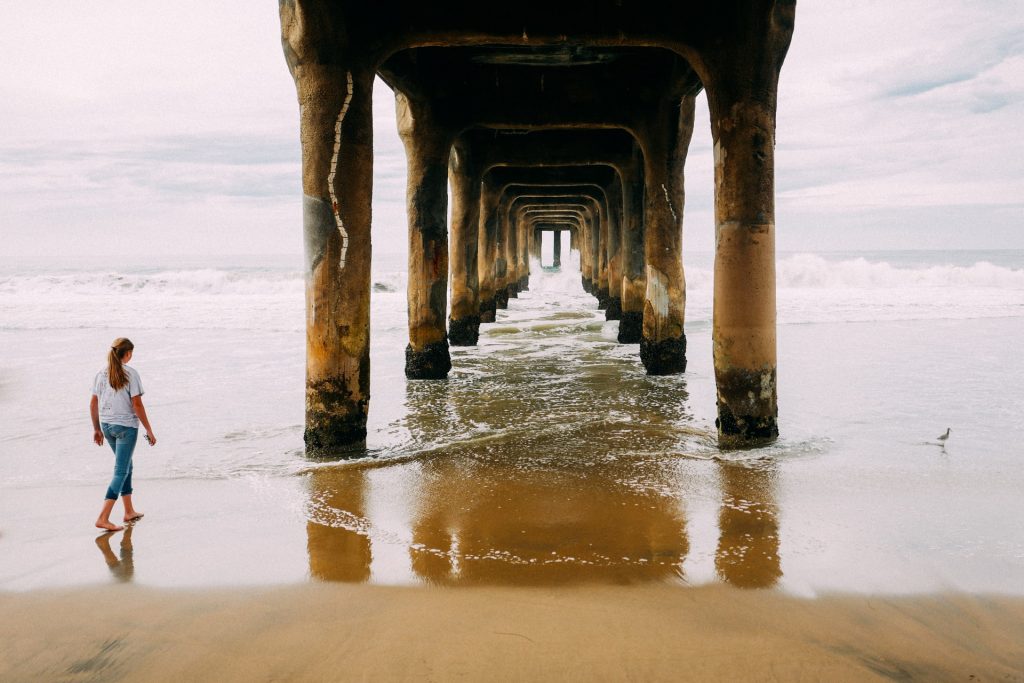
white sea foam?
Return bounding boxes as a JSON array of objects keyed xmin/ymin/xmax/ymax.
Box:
[
  {"xmin": 0, "ymin": 254, "xmax": 1021, "ymax": 330},
  {"xmin": 0, "ymin": 269, "xmax": 302, "ymax": 297},
  {"xmin": 1, "ymin": 254, "xmax": 1020, "ymax": 299},
  {"xmin": 778, "ymin": 254, "xmax": 1024, "ymax": 289},
  {"xmin": 685, "ymin": 254, "xmax": 1024, "ymax": 291}
]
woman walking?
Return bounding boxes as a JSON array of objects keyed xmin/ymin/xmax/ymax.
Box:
[{"xmin": 89, "ymin": 338, "xmax": 156, "ymax": 532}]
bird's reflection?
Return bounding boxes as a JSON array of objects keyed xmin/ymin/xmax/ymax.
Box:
[
  {"xmin": 94, "ymin": 525, "xmax": 134, "ymax": 583},
  {"xmin": 715, "ymin": 461, "xmax": 782, "ymax": 589}
]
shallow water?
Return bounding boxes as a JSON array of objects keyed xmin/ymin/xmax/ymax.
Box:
[{"xmin": 1, "ymin": 251, "xmax": 1023, "ymax": 593}]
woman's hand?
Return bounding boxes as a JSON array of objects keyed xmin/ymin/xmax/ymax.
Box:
[
  {"xmin": 131, "ymin": 395, "xmax": 156, "ymax": 447},
  {"xmin": 90, "ymin": 396, "xmax": 103, "ymax": 446}
]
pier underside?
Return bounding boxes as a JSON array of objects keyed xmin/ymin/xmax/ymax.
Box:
[{"xmin": 280, "ymin": 1, "xmax": 795, "ymax": 453}]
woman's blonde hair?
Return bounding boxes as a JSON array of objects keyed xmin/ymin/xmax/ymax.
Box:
[{"xmin": 108, "ymin": 338, "xmax": 135, "ymax": 391}]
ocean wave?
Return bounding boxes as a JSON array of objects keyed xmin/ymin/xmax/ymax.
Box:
[
  {"xmin": 1, "ymin": 255, "xmax": 1021, "ymax": 299},
  {"xmin": 0, "ymin": 268, "xmax": 304, "ymax": 297},
  {"xmin": 0, "ymin": 269, "xmax": 412, "ymax": 302},
  {"xmin": 777, "ymin": 254, "xmax": 1024, "ymax": 289},
  {"xmin": 686, "ymin": 254, "xmax": 1024, "ymax": 291}
]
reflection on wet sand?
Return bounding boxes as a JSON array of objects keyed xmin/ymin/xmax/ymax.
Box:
[
  {"xmin": 307, "ymin": 468, "xmax": 371, "ymax": 583},
  {"xmin": 408, "ymin": 458, "xmax": 689, "ymax": 585},
  {"xmin": 305, "ymin": 455, "xmax": 785, "ymax": 588},
  {"xmin": 305, "ymin": 308, "xmax": 785, "ymax": 587},
  {"xmin": 94, "ymin": 525, "xmax": 134, "ymax": 583},
  {"xmin": 716, "ymin": 463, "xmax": 781, "ymax": 588},
  {"xmin": 305, "ymin": 372, "xmax": 784, "ymax": 587}
]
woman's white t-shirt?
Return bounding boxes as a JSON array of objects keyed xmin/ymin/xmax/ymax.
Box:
[{"xmin": 92, "ymin": 366, "xmax": 144, "ymax": 428}]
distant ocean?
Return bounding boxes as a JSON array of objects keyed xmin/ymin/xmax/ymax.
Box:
[
  {"xmin": 3, "ymin": 249, "xmax": 1022, "ymax": 332},
  {"xmin": 1, "ymin": 249, "xmax": 1023, "ymax": 594}
]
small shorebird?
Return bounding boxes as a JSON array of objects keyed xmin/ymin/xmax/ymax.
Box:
[{"xmin": 937, "ymin": 428, "xmax": 951, "ymax": 443}]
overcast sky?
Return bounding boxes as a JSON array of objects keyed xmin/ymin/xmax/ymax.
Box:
[{"xmin": 1, "ymin": 1, "xmax": 1022, "ymax": 267}]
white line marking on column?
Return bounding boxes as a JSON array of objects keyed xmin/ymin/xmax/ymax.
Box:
[
  {"xmin": 328, "ymin": 72, "xmax": 354, "ymax": 271},
  {"xmin": 661, "ymin": 183, "xmax": 678, "ymax": 222}
]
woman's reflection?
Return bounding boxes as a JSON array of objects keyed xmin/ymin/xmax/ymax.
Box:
[{"xmin": 94, "ymin": 525, "xmax": 134, "ymax": 583}]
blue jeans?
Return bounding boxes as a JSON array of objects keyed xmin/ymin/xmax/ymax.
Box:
[{"xmin": 101, "ymin": 423, "xmax": 138, "ymax": 501}]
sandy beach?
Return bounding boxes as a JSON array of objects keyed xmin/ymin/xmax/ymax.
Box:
[
  {"xmin": 3, "ymin": 583, "xmax": 1023, "ymax": 681},
  {"xmin": 3, "ymin": 290, "xmax": 1024, "ymax": 680},
  {"xmin": 4, "ymin": 0, "xmax": 1024, "ymax": 678}
]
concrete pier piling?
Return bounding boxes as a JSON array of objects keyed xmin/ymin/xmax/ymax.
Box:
[
  {"xmin": 637, "ymin": 94, "xmax": 695, "ymax": 376},
  {"xmin": 280, "ymin": 8, "xmax": 375, "ymax": 451},
  {"xmin": 706, "ymin": 4, "xmax": 794, "ymax": 447},
  {"xmin": 398, "ymin": 95, "xmax": 453, "ymax": 379},
  {"xmin": 280, "ymin": 1, "xmax": 795, "ymax": 451},
  {"xmin": 477, "ymin": 177, "xmax": 501, "ymax": 323},
  {"xmin": 447, "ymin": 136, "xmax": 483, "ymax": 346},
  {"xmin": 603, "ymin": 179, "xmax": 624, "ymax": 321},
  {"xmin": 618, "ymin": 144, "xmax": 646, "ymax": 344}
]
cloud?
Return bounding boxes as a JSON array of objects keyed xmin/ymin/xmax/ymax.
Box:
[{"xmin": 0, "ymin": 0, "xmax": 1022, "ymax": 262}]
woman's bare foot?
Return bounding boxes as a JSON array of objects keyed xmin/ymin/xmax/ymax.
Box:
[
  {"xmin": 96, "ymin": 520, "xmax": 124, "ymax": 532},
  {"xmin": 124, "ymin": 512, "xmax": 144, "ymax": 523}
]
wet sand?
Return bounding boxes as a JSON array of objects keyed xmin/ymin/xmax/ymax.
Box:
[{"xmin": 3, "ymin": 584, "xmax": 1023, "ymax": 681}]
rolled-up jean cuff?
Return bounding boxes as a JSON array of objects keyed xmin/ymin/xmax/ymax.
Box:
[{"xmin": 102, "ymin": 422, "xmax": 138, "ymax": 501}]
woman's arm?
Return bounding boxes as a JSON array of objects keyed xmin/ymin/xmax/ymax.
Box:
[
  {"xmin": 90, "ymin": 395, "xmax": 103, "ymax": 446},
  {"xmin": 131, "ymin": 395, "xmax": 157, "ymax": 446}
]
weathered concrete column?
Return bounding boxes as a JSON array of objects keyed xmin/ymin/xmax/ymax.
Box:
[
  {"xmin": 504, "ymin": 200, "xmax": 520, "ymax": 299},
  {"xmin": 705, "ymin": 7, "xmax": 794, "ymax": 446},
  {"xmin": 552, "ymin": 229, "xmax": 562, "ymax": 268},
  {"xmin": 516, "ymin": 208, "xmax": 528, "ymax": 294},
  {"xmin": 638, "ymin": 94, "xmax": 695, "ymax": 375},
  {"xmin": 281, "ymin": 32, "xmax": 375, "ymax": 451},
  {"xmin": 494, "ymin": 198, "xmax": 511, "ymax": 310},
  {"xmin": 596, "ymin": 198, "xmax": 611, "ymax": 310},
  {"xmin": 398, "ymin": 94, "xmax": 453, "ymax": 379},
  {"xmin": 477, "ymin": 176, "xmax": 500, "ymax": 322},
  {"xmin": 588, "ymin": 207, "xmax": 603, "ymax": 300},
  {"xmin": 448, "ymin": 136, "xmax": 482, "ymax": 345},
  {"xmin": 516, "ymin": 212, "xmax": 530, "ymax": 291},
  {"xmin": 618, "ymin": 143, "xmax": 646, "ymax": 343},
  {"xmin": 603, "ymin": 176, "xmax": 624, "ymax": 320},
  {"xmin": 584, "ymin": 208, "xmax": 599, "ymax": 296}
]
